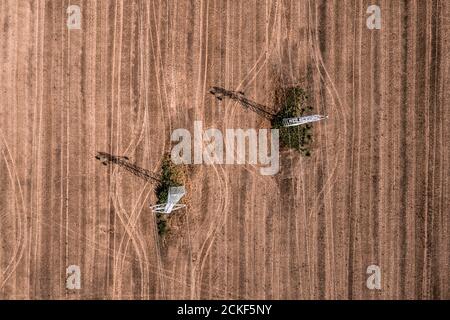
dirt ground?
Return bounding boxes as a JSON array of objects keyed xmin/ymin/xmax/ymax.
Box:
[{"xmin": 0, "ymin": 0, "xmax": 449, "ymax": 300}]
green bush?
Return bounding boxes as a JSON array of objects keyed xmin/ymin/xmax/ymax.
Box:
[
  {"xmin": 156, "ymin": 213, "xmax": 169, "ymax": 237},
  {"xmin": 155, "ymin": 155, "xmax": 184, "ymax": 237},
  {"xmin": 271, "ymin": 87, "xmax": 314, "ymax": 156}
]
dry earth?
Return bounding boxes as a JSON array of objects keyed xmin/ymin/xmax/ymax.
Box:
[{"xmin": 0, "ymin": 0, "xmax": 449, "ymax": 299}]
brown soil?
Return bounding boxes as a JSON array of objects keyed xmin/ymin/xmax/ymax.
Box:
[{"xmin": 0, "ymin": 0, "xmax": 448, "ymax": 299}]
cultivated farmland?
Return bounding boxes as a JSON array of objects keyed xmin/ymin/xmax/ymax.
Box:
[{"xmin": 0, "ymin": 0, "xmax": 448, "ymax": 299}]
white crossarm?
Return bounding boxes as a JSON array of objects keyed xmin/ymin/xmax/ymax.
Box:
[
  {"xmin": 150, "ymin": 186, "xmax": 186, "ymax": 214},
  {"xmin": 282, "ymin": 115, "xmax": 328, "ymax": 127}
]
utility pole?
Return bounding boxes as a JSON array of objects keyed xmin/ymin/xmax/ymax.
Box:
[
  {"xmin": 95, "ymin": 152, "xmax": 161, "ymax": 183},
  {"xmin": 209, "ymin": 86, "xmax": 275, "ymax": 120}
]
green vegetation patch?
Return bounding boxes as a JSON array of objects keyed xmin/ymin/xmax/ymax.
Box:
[
  {"xmin": 155, "ymin": 154, "xmax": 185, "ymax": 238},
  {"xmin": 271, "ymin": 87, "xmax": 313, "ymax": 156}
]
